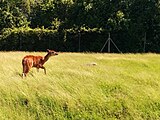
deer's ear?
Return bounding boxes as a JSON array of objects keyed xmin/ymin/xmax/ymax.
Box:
[{"xmin": 47, "ymin": 49, "xmax": 50, "ymax": 52}]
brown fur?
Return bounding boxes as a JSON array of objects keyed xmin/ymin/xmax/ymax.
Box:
[{"xmin": 22, "ymin": 49, "xmax": 58, "ymax": 78}]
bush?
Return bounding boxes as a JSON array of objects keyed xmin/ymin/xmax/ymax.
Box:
[
  {"xmin": 0, "ymin": 27, "xmax": 64, "ymax": 51},
  {"xmin": 0, "ymin": 27, "xmax": 107, "ymax": 52}
]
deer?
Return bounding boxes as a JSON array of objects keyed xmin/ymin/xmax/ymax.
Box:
[{"xmin": 22, "ymin": 49, "xmax": 58, "ymax": 78}]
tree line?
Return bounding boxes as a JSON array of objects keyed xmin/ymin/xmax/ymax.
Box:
[{"xmin": 0, "ymin": 0, "xmax": 160, "ymax": 52}]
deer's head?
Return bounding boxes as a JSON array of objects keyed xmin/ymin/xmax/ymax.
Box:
[{"xmin": 47, "ymin": 49, "xmax": 58, "ymax": 56}]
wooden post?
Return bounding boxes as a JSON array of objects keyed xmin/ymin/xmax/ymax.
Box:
[{"xmin": 78, "ymin": 31, "xmax": 81, "ymax": 52}]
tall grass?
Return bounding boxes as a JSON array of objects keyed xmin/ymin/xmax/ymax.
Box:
[{"xmin": 0, "ymin": 52, "xmax": 160, "ymax": 119}]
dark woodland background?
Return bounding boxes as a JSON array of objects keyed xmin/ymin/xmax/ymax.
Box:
[{"xmin": 0, "ymin": 0, "xmax": 160, "ymax": 53}]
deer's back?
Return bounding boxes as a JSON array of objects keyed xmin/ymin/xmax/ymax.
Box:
[{"xmin": 22, "ymin": 55, "xmax": 44, "ymax": 67}]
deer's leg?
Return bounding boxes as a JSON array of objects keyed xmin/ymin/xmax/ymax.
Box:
[
  {"xmin": 22, "ymin": 64, "xmax": 31, "ymax": 78},
  {"xmin": 40, "ymin": 66, "xmax": 46, "ymax": 74},
  {"xmin": 22, "ymin": 73, "xmax": 26, "ymax": 78},
  {"xmin": 22, "ymin": 64, "xmax": 27, "ymax": 78},
  {"xmin": 37, "ymin": 68, "xmax": 39, "ymax": 72},
  {"xmin": 22, "ymin": 69, "xmax": 28, "ymax": 78},
  {"xmin": 36, "ymin": 65, "xmax": 41, "ymax": 73},
  {"xmin": 23, "ymin": 67, "xmax": 30, "ymax": 78}
]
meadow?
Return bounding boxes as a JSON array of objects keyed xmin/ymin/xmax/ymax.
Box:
[{"xmin": 0, "ymin": 52, "xmax": 160, "ymax": 120}]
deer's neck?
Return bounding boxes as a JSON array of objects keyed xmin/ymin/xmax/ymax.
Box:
[{"xmin": 43, "ymin": 53, "xmax": 51, "ymax": 63}]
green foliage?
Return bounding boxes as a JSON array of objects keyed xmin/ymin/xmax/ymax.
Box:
[
  {"xmin": 0, "ymin": 27, "xmax": 61, "ymax": 51},
  {"xmin": 0, "ymin": 0, "xmax": 29, "ymax": 30},
  {"xmin": 0, "ymin": 0, "xmax": 160, "ymax": 52},
  {"xmin": 0, "ymin": 27, "xmax": 105, "ymax": 52}
]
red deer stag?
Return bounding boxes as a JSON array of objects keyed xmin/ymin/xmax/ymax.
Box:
[{"xmin": 22, "ymin": 49, "xmax": 58, "ymax": 78}]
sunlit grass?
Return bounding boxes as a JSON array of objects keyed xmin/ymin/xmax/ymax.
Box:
[{"xmin": 0, "ymin": 52, "xmax": 160, "ymax": 119}]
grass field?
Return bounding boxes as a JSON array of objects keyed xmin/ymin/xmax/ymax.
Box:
[{"xmin": 0, "ymin": 52, "xmax": 160, "ymax": 120}]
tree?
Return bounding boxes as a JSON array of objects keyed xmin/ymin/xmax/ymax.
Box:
[
  {"xmin": 129, "ymin": 0, "xmax": 160, "ymax": 52},
  {"xmin": 0, "ymin": 0, "xmax": 29, "ymax": 31}
]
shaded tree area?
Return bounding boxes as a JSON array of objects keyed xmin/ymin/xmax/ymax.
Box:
[{"xmin": 0, "ymin": 0, "xmax": 160, "ymax": 52}]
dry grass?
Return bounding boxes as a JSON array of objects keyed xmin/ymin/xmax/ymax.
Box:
[{"xmin": 0, "ymin": 52, "xmax": 160, "ymax": 119}]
